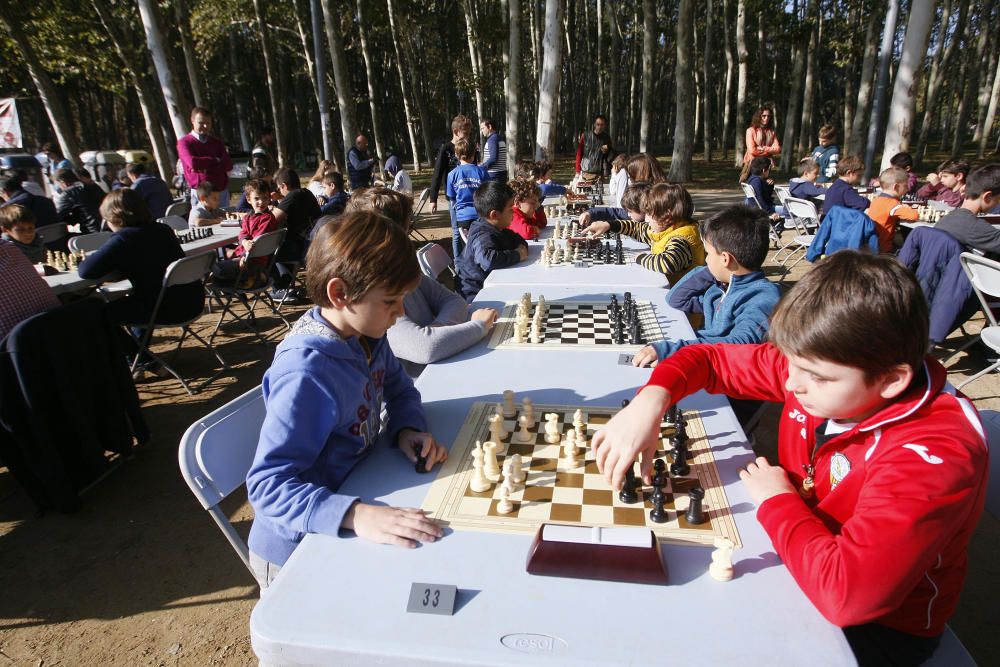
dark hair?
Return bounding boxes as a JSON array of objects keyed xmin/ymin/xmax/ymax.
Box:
[
  {"xmin": 644, "ymin": 183, "xmax": 694, "ymax": 221},
  {"xmin": 837, "ymin": 155, "xmax": 864, "ymax": 176},
  {"xmin": 100, "ymin": 189, "xmax": 153, "ymax": 228},
  {"xmin": 889, "ymin": 152, "xmax": 913, "ymax": 170},
  {"xmin": 127, "ymin": 162, "xmax": 146, "ymax": 176},
  {"xmin": 592, "ymin": 114, "xmax": 608, "ymax": 124},
  {"xmin": 474, "ymin": 181, "xmax": 514, "ymax": 219},
  {"xmin": 305, "ymin": 211, "xmax": 419, "ymax": 306},
  {"xmin": 531, "ymin": 160, "xmax": 552, "ymax": 180},
  {"xmin": 190, "ymin": 106, "xmax": 212, "ymax": 121},
  {"xmin": 451, "ymin": 114, "xmax": 473, "ymax": 135},
  {"xmin": 626, "ymin": 153, "xmax": 666, "ymax": 184},
  {"xmin": 74, "ymin": 167, "xmax": 92, "ymax": 181},
  {"xmin": 274, "ymin": 168, "xmax": 299, "ymax": 189},
  {"xmin": 799, "ymin": 158, "xmax": 819, "ymax": 176},
  {"xmin": 620, "ymin": 183, "xmax": 651, "ymax": 213},
  {"xmin": 0, "ymin": 204, "xmax": 36, "ymax": 230},
  {"xmin": 818, "ymin": 124, "xmax": 836, "ymax": 140},
  {"xmin": 244, "ymin": 179, "xmax": 270, "ymax": 197},
  {"xmin": 322, "ymin": 171, "xmax": 344, "ymax": 191},
  {"xmin": 966, "ymin": 164, "xmax": 1000, "ymax": 200},
  {"xmin": 196, "ymin": 181, "xmax": 217, "ymax": 198},
  {"xmin": 54, "ymin": 168, "xmax": 78, "ymax": 185},
  {"xmin": 454, "ymin": 138, "xmax": 475, "ymax": 161},
  {"xmin": 481, "ymin": 118, "xmax": 495, "ymax": 130},
  {"xmin": 1, "ymin": 174, "xmax": 21, "ymax": 194},
  {"xmin": 515, "ymin": 160, "xmax": 536, "ymax": 180},
  {"xmin": 938, "ymin": 159, "xmax": 970, "ymax": 179},
  {"xmin": 749, "ymin": 157, "xmax": 772, "ymax": 176},
  {"xmin": 699, "ymin": 205, "xmax": 770, "ymax": 271},
  {"xmin": 247, "ymin": 165, "xmax": 270, "ymax": 181},
  {"xmin": 750, "ymin": 105, "xmax": 776, "ymax": 129},
  {"xmin": 770, "ymin": 251, "xmax": 929, "ymax": 381},
  {"xmin": 346, "ymin": 186, "xmax": 413, "ymax": 229}
]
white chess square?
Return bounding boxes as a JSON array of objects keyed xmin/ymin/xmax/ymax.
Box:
[
  {"xmin": 550, "ymin": 486, "xmax": 584, "ymax": 505},
  {"xmin": 580, "ymin": 505, "xmax": 615, "ymax": 525}
]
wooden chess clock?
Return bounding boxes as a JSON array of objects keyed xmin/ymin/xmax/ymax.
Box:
[{"xmin": 526, "ymin": 524, "xmax": 668, "ymax": 585}]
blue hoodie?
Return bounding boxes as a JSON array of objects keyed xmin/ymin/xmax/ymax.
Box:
[
  {"xmin": 246, "ymin": 307, "xmax": 427, "ymax": 566},
  {"xmin": 455, "ymin": 218, "xmax": 527, "ymax": 302},
  {"xmin": 650, "ymin": 267, "xmax": 780, "ymax": 360}
]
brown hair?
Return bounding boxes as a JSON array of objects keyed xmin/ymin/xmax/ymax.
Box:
[
  {"xmin": 0, "ymin": 204, "xmax": 36, "ymax": 230},
  {"xmin": 878, "ymin": 166, "xmax": 909, "ymax": 189},
  {"xmin": 454, "ymin": 138, "xmax": 475, "ymax": 162},
  {"xmin": 189, "ymin": 106, "xmax": 212, "ymax": 121},
  {"xmin": 311, "ymin": 159, "xmax": 336, "ymax": 182},
  {"xmin": 611, "ymin": 153, "xmax": 628, "ymax": 171},
  {"xmin": 643, "ymin": 183, "xmax": 694, "ymax": 222},
  {"xmin": 938, "ymin": 159, "xmax": 970, "ymax": 179},
  {"xmin": 274, "ymin": 168, "xmax": 300, "ymax": 190},
  {"xmin": 837, "ymin": 155, "xmax": 864, "ymax": 176},
  {"xmin": 750, "ymin": 105, "xmax": 776, "ymax": 129},
  {"xmin": 322, "ymin": 171, "xmax": 344, "ymax": 191},
  {"xmin": 818, "ymin": 124, "xmax": 836, "ymax": 140},
  {"xmin": 626, "ymin": 153, "xmax": 667, "ymax": 184},
  {"xmin": 620, "ymin": 183, "xmax": 651, "ymax": 213},
  {"xmin": 531, "ymin": 160, "xmax": 552, "ymax": 180},
  {"xmin": 515, "ymin": 160, "xmax": 536, "ymax": 180},
  {"xmin": 346, "ymin": 186, "xmax": 413, "ymax": 229},
  {"xmin": 305, "ymin": 211, "xmax": 420, "ymax": 306},
  {"xmin": 799, "ymin": 157, "xmax": 820, "ymax": 176},
  {"xmin": 451, "ymin": 114, "xmax": 473, "ymax": 136},
  {"xmin": 509, "ymin": 177, "xmax": 541, "ymax": 203},
  {"xmin": 100, "ymin": 189, "xmax": 153, "ymax": 228},
  {"xmin": 770, "ymin": 251, "xmax": 929, "ymax": 381},
  {"xmin": 196, "ymin": 181, "xmax": 217, "ymax": 198},
  {"xmin": 244, "ymin": 179, "xmax": 270, "ymax": 197}
]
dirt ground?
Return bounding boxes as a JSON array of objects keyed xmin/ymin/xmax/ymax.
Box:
[{"xmin": 0, "ymin": 189, "xmax": 997, "ymax": 666}]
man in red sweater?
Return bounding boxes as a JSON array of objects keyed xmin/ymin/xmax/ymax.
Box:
[
  {"xmin": 177, "ymin": 107, "xmax": 233, "ymax": 208},
  {"xmin": 593, "ymin": 251, "xmax": 987, "ymax": 666}
]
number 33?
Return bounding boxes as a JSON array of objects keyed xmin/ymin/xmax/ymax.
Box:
[{"xmin": 422, "ymin": 588, "xmax": 440, "ymax": 607}]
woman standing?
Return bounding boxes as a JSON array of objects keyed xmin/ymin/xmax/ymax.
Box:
[{"xmin": 741, "ymin": 106, "xmax": 780, "ymax": 181}]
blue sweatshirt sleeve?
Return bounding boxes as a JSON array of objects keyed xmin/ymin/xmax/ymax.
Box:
[
  {"xmin": 78, "ymin": 233, "xmax": 124, "ymax": 279},
  {"xmin": 666, "ymin": 267, "xmax": 712, "ymax": 315},
  {"xmin": 845, "ymin": 188, "xmax": 870, "ymax": 211},
  {"xmin": 446, "ymin": 171, "xmax": 456, "ymax": 201},
  {"xmin": 588, "ymin": 206, "xmax": 628, "ymax": 222},
  {"xmin": 246, "ymin": 368, "xmax": 360, "ymax": 539}
]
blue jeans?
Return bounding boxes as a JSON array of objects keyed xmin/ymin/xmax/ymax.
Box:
[{"xmin": 449, "ymin": 201, "xmax": 462, "ymax": 260}]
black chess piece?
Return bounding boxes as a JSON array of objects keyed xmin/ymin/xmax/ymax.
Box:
[
  {"xmin": 649, "ymin": 495, "xmax": 668, "ymax": 523},
  {"xmin": 674, "ymin": 419, "xmax": 688, "ymax": 444},
  {"xmin": 652, "ymin": 459, "xmax": 666, "ymax": 488},
  {"xmin": 621, "ymin": 398, "xmax": 631, "ymax": 409},
  {"xmin": 619, "ymin": 468, "xmax": 639, "ymax": 504},
  {"xmin": 605, "ymin": 241, "xmax": 612, "ymax": 258},
  {"xmin": 670, "ymin": 446, "xmax": 690, "ymax": 476},
  {"xmin": 666, "ymin": 404, "xmax": 679, "ymax": 425},
  {"xmin": 685, "ymin": 487, "xmax": 706, "ymax": 524}
]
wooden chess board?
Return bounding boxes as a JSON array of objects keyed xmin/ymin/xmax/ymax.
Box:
[
  {"xmin": 421, "ymin": 401, "xmax": 741, "ymax": 548},
  {"xmin": 487, "ymin": 298, "xmax": 665, "ymax": 350}
]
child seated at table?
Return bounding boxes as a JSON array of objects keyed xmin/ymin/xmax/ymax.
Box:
[
  {"xmin": 212, "ymin": 179, "xmax": 280, "ymax": 288},
  {"xmin": 0, "ymin": 205, "xmax": 45, "ymax": 264},
  {"xmin": 188, "ymin": 182, "xmax": 224, "ymax": 227},
  {"xmin": 234, "ymin": 163, "xmax": 277, "ymax": 213},
  {"xmin": 577, "ymin": 182, "xmax": 650, "ymax": 229},
  {"xmin": 455, "ymin": 181, "xmax": 528, "ymax": 303},
  {"xmin": 532, "ymin": 159, "xmax": 566, "ymax": 199},
  {"xmin": 866, "ymin": 166, "xmax": 919, "ymax": 252},
  {"xmin": 632, "ymin": 205, "xmax": 779, "ymax": 368},
  {"xmin": 822, "ymin": 155, "xmax": 870, "ymax": 217},
  {"xmin": 608, "ymin": 153, "xmax": 629, "ymax": 208},
  {"xmin": 246, "ymin": 211, "xmax": 447, "ymax": 588},
  {"xmin": 508, "ymin": 178, "xmax": 548, "ymax": 241},
  {"xmin": 743, "ymin": 157, "xmax": 783, "ymax": 222},
  {"xmin": 935, "ymin": 163, "xmax": 1000, "ymax": 257},
  {"xmin": 384, "ymin": 154, "xmax": 413, "ymax": 196},
  {"xmin": 318, "ymin": 171, "xmax": 349, "ymax": 217},
  {"xmin": 583, "ymin": 183, "xmax": 705, "ymax": 285},
  {"xmin": 917, "ymin": 159, "xmax": 968, "ymax": 208},
  {"xmin": 593, "ymin": 250, "xmax": 987, "ymax": 666},
  {"xmin": 788, "ymin": 158, "xmax": 826, "ymax": 206}
]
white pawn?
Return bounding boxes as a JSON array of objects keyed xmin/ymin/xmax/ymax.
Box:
[
  {"xmin": 502, "ymin": 458, "xmax": 521, "ymax": 489},
  {"xmin": 544, "ymin": 413, "xmax": 561, "ymax": 444},
  {"xmin": 563, "ymin": 428, "xmax": 579, "ymax": 459},
  {"xmin": 512, "ymin": 414, "xmax": 534, "ymax": 443},
  {"xmin": 709, "ymin": 537, "xmax": 735, "ymax": 582},
  {"xmin": 489, "ymin": 413, "xmax": 508, "ymax": 443},
  {"xmin": 496, "ymin": 485, "xmax": 514, "ymax": 514},
  {"xmin": 530, "ymin": 320, "xmax": 541, "ymax": 344},
  {"xmin": 509, "ymin": 453, "xmax": 526, "ymax": 484},
  {"xmin": 513, "ymin": 321, "xmax": 527, "ymax": 344},
  {"xmin": 537, "ymin": 295, "xmax": 546, "ymax": 316},
  {"xmin": 522, "ymin": 398, "xmax": 536, "ymax": 428},
  {"xmin": 469, "ymin": 441, "xmax": 491, "ymax": 492},
  {"xmin": 483, "ymin": 441, "xmax": 500, "ymax": 478}
]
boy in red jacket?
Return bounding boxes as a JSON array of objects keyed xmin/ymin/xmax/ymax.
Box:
[
  {"xmin": 593, "ymin": 251, "xmax": 988, "ymax": 666},
  {"xmin": 507, "ymin": 177, "xmax": 548, "ymax": 242}
]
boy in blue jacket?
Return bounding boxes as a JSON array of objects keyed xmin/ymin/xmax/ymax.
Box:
[
  {"xmin": 822, "ymin": 155, "xmax": 870, "ymax": 217},
  {"xmin": 456, "ymin": 181, "xmax": 528, "ymax": 302},
  {"xmin": 633, "ymin": 205, "xmax": 780, "ymax": 367},
  {"xmin": 246, "ymin": 211, "xmax": 448, "ymax": 588}
]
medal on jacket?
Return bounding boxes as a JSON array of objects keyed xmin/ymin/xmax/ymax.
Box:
[{"xmin": 799, "ymin": 464, "xmax": 815, "ymax": 499}]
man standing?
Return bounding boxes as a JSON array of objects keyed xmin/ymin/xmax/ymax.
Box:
[
  {"xmin": 429, "ymin": 114, "xmax": 472, "ymax": 214},
  {"xmin": 479, "ymin": 119, "xmax": 508, "ymax": 183},
  {"xmin": 177, "ymin": 107, "xmax": 233, "ymax": 208},
  {"xmin": 127, "ymin": 163, "xmax": 173, "ymax": 220},
  {"xmin": 347, "ymin": 135, "xmax": 375, "ymax": 191},
  {"xmin": 575, "ymin": 114, "xmax": 615, "ymax": 183}
]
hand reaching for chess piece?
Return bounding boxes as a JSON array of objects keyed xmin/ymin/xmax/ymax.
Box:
[{"xmin": 592, "ymin": 386, "xmax": 670, "ymax": 490}]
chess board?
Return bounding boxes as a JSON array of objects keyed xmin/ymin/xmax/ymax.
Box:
[
  {"xmin": 421, "ymin": 401, "xmax": 741, "ymax": 548},
  {"xmin": 537, "ymin": 244, "xmax": 636, "ymax": 267},
  {"xmin": 487, "ymin": 297, "xmax": 665, "ymax": 350},
  {"xmin": 176, "ymin": 228, "xmax": 215, "ymax": 244}
]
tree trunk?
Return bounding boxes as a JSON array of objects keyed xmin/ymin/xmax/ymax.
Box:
[
  {"xmin": 596, "ymin": 0, "xmax": 604, "ymax": 114},
  {"xmin": 253, "ymin": 0, "xmax": 288, "ymax": 167},
  {"xmin": 973, "ymin": 29, "xmax": 998, "ymax": 146},
  {"xmin": 460, "ymin": 0, "xmax": 485, "ymax": 122},
  {"xmin": 797, "ymin": 4, "xmax": 818, "ymax": 158},
  {"xmin": 979, "ymin": 51, "xmax": 1000, "ymax": 158},
  {"xmin": 228, "ymin": 32, "xmax": 253, "ymax": 153},
  {"xmin": 780, "ymin": 4, "xmax": 809, "ymax": 175},
  {"xmin": 386, "ymin": 0, "xmax": 423, "ymax": 171},
  {"xmin": 608, "ymin": 1, "xmax": 620, "ymax": 146},
  {"xmin": 881, "ymin": 0, "xmax": 935, "ymax": 171},
  {"xmin": 721, "ymin": 0, "xmax": 735, "ymax": 159},
  {"xmin": 669, "ymin": 0, "xmax": 695, "ymax": 182},
  {"xmin": 535, "ymin": 0, "xmax": 564, "ymax": 160},
  {"xmin": 864, "ymin": 0, "xmax": 900, "ymax": 181},
  {"xmin": 173, "ymin": 0, "xmax": 204, "ymax": 108},
  {"xmin": 135, "ymin": 0, "xmax": 188, "ymax": 143},
  {"xmin": 403, "ymin": 31, "xmax": 434, "ymax": 167},
  {"xmin": 310, "ymin": 0, "xmax": 335, "ymax": 162},
  {"xmin": 293, "ymin": 0, "xmax": 320, "ymax": 110},
  {"xmin": 916, "ymin": 0, "xmax": 969, "ymax": 161},
  {"xmin": 506, "ymin": 0, "xmax": 521, "ymax": 173},
  {"xmin": 321, "ymin": 0, "xmax": 358, "ymax": 166},
  {"xmin": 639, "ymin": 0, "xmax": 655, "ymax": 152},
  {"xmin": 702, "ymin": 0, "xmax": 713, "ymax": 161},
  {"xmin": 733, "ymin": 0, "xmax": 748, "ymax": 167},
  {"xmin": 951, "ymin": 7, "xmax": 989, "ymax": 158},
  {"xmin": 848, "ymin": 3, "xmax": 882, "ymax": 156},
  {"xmin": 356, "ymin": 0, "xmax": 386, "ymax": 173}
]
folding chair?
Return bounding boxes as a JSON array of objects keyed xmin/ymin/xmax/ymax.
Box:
[
  {"xmin": 458, "ymin": 226, "xmax": 469, "ymax": 245},
  {"xmin": 417, "ymin": 242, "xmax": 455, "ymax": 279},
  {"xmin": 774, "ymin": 185, "xmax": 791, "ymax": 206},
  {"xmin": 772, "ymin": 197, "xmax": 819, "ymax": 277},
  {"xmin": 208, "ymin": 228, "xmax": 290, "ymax": 345},
  {"xmin": 125, "ymin": 251, "xmax": 228, "ymax": 394},
  {"xmin": 740, "ymin": 182, "xmax": 784, "ymax": 249},
  {"xmin": 68, "ymin": 231, "xmax": 113, "ymax": 253},
  {"xmin": 409, "ymin": 188, "xmax": 431, "ymax": 242},
  {"xmin": 36, "ymin": 222, "xmax": 69, "ymax": 248},
  {"xmin": 165, "ymin": 199, "xmax": 191, "ymax": 219},
  {"xmin": 954, "ymin": 253, "xmax": 1000, "ymax": 391},
  {"xmin": 178, "ymin": 384, "xmax": 265, "ymax": 578},
  {"xmin": 158, "ymin": 215, "xmax": 190, "ymax": 232}
]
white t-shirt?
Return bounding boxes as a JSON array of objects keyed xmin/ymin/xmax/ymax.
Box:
[
  {"xmin": 307, "ymin": 180, "xmax": 325, "ymax": 198},
  {"xmin": 391, "ymin": 170, "xmax": 413, "ymax": 195}
]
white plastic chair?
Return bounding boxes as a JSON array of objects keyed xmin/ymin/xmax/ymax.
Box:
[
  {"xmin": 68, "ymin": 231, "xmax": 112, "ymax": 253},
  {"xmin": 741, "ymin": 182, "xmax": 784, "ymax": 249},
  {"xmin": 165, "ymin": 200, "xmax": 191, "ymax": 219},
  {"xmin": 409, "ymin": 188, "xmax": 431, "ymax": 242},
  {"xmin": 458, "ymin": 226, "xmax": 469, "ymax": 244},
  {"xmin": 36, "ymin": 222, "xmax": 69, "ymax": 246},
  {"xmin": 417, "ymin": 243, "xmax": 455, "ymax": 279},
  {"xmin": 772, "ymin": 197, "xmax": 819, "ymax": 276},
  {"xmin": 774, "ymin": 185, "xmax": 791, "ymax": 205},
  {"xmin": 158, "ymin": 215, "xmax": 190, "ymax": 232},
  {"xmin": 955, "ymin": 253, "xmax": 1000, "ymax": 391},
  {"xmin": 178, "ymin": 384, "xmax": 265, "ymax": 578}
]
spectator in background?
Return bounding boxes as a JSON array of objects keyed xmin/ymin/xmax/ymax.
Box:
[
  {"xmin": 809, "ymin": 124, "xmax": 840, "ymax": 184},
  {"xmin": 428, "ymin": 114, "xmax": 473, "ymax": 214},
  {"xmin": 0, "ymin": 173, "xmax": 57, "ymax": 227},
  {"xmin": 112, "ymin": 168, "xmax": 132, "ymax": 191},
  {"xmin": 128, "ymin": 162, "xmax": 172, "ymax": 220},
  {"xmin": 307, "ymin": 159, "xmax": 337, "ymax": 198},
  {"xmin": 54, "ymin": 168, "xmax": 103, "ymax": 234},
  {"xmin": 575, "ymin": 114, "xmax": 615, "ymax": 183},
  {"xmin": 479, "ymin": 118, "xmax": 508, "ymax": 183},
  {"xmin": 273, "ymin": 168, "xmax": 322, "ymax": 295},
  {"xmin": 34, "ymin": 142, "xmax": 58, "ymax": 180},
  {"xmin": 177, "ymin": 107, "xmax": 233, "ymax": 208},
  {"xmin": 385, "ymin": 154, "xmax": 412, "ymax": 195},
  {"xmin": 0, "ymin": 238, "xmax": 60, "ymax": 340},
  {"xmin": 741, "ymin": 105, "xmax": 781, "ymax": 181},
  {"xmin": 252, "ymin": 126, "xmax": 278, "ymax": 170},
  {"xmin": 347, "ymin": 134, "xmax": 376, "ymax": 190}
]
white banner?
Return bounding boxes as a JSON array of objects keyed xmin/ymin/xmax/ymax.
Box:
[{"xmin": 0, "ymin": 99, "xmax": 23, "ymax": 149}]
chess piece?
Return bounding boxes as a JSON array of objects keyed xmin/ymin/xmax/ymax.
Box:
[
  {"xmin": 513, "ymin": 322, "xmax": 526, "ymax": 344},
  {"xmin": 483, "ymin": 441, "xmax": 501, "ymax": 478},
  {"xmin": 512, "ymin": 414, "xmax": 534, "ymax": 443},
  {"xmin": 572, "ymin": 409, "xmax": 585, "ymax": 435},
  {"xmin": 509, "ymin": 453, "xmax": 526, "ymax": 484},
  {"xmin": 529, "ymin": 320, "xmax": 541, "ymax": 344},
  {"xmin": 469, "ymin": 442, "xmax": 491, "ymax": 492},
  {"xmin": 562, "ymin": 428, "xmax": 579, "ymax": 460},
  {"xmin": 496, "ymin": 485, "xmax": 514, "ymax": 514},
  {"xmin": 709, "ymin": 537, "xmax": 735, "ymax": 582},
  {"xmin": 652, "ymin": 459, "xmax": 667, "ymax": 488},
  {"xmin": 619, "ymin": 467, "xmax": 639, "ymax": 504},
  {"xmin": 522, "ymin": 398, "xmax": 536, "ymax": 428},
  {"xmin": 666, "ymin": 404, "xmax": 680, "ymax": 425},
  {"xmin": 489, "ymin": 413, "xmax": 508, "ymax": 443},
  {"xmin": 537, "ymin": 296, "xmax": 546, "ymax": 316},
  {"xmin": 670, "ymin": 445, "xmax": 690, "ymax": 477},
  {"xmin": 502, "ymin": 390, "xmax": 517, "ymax": 417},
  {"xmin": 544, "ymin": 413, "xmax": 561, "ymax": 444},
  {"xmin": 649, "ymin": 495, "xmax": 668, "ymax": 523},
  {"xmin": 685, "ymin": 487, "xmax": 706, "ymax": 524}
]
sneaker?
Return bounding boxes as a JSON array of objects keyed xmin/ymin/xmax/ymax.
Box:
[{"xmin": 269, "ymin": 288, "xmax": 291, "ymax": 302}]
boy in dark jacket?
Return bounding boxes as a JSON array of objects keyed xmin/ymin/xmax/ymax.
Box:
[
  {"xmin": 455, "ymin": 181, "xmax": 528, "ymax": 302},
  {"xmin": 822, "ymin": 155, "xmax": 870, "ymax": 217}
]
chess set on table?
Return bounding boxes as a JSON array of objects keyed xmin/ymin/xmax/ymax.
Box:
[
  {"xmin": 487, "ymin": 292, "xmax": 665, "ymax": 349},
  {"xmin": 176, "ymin": 227, "xmax": 215, "ymax": 244},
  {"xmin": 43, "ymin": 250, "xmax": 86, "ymax": 272},
  {"xmin": 420, "ymin": 396, "xmax": 741, "ymax": 549},
  {"xmin": 914, "ymin": 205, "xmax": 946, "ymax": 223}
]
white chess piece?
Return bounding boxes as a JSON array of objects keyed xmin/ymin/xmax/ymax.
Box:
[
  {"xmin": 529, "ymin": 320, "xmax": 541, "ymax": 344},
  {"xmin": 483, "ymin": 441, "xmax": 500, "ymax": 478},
  {"xmin": 544, "ymin": 413, "xmax": 561, "ymax": 444},
  {"xmin": 537, "ymin": 295, "xmax": 546, "ymax": 316},
  {"xmin": 573, "ymin": 409, "xmax": 585, "ymax": 434},
  {"xmin": 509, "ymin": 453, "xmax": 526, "ymax": 484},
  {"xmin": 502, "ymin": 390, "xmax": 516, "ymax": 417},
  {"xmin": 496, "ymin": 485, "xmax": 514, "ymax": 514},
  {"xmin": 522, "ymin": 398, "xmax": 535, "ymax": 428},
  {"xmin": 469, "ymin": 441, "xmax": 491, "ymax": 492},
  {"xmin": 489, "ymin": 413, "xmax": 508, "ymax": 443},
  {"xmin": 563, "ymin": 428, "xmax": 579, "ymax": 459},
  {"xmin": 709, "ymin": 537, "xmax": 735, "ymax": 582},
  {"xmin": 512, "ymin": 414, "xmax": 534, "ymax": 443}
]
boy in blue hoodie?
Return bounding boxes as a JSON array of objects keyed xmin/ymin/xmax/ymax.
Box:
[
  {"xmin": 246, "ymin": 211, "xmax": 448, "ymax": 588},
  {"xmin": 455, "ymin": 181, "xmax": 528, "ymax": 302},
  {"xmin": 633, "ymin": 205, "xmax": 780, "ymax": 367}
]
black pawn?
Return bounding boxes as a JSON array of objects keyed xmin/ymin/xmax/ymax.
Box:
[
  {"xmin": 674, "ymin": 419, "xmax": 688, "ymax": 444},
  {"xmin": 666, "ymin": 404, "xmax": 679, "ymax": 425},
  {"xmin": 621, "ymin": 399, "xmax": 631, "ymax": 408},
  {"xmin": 414, "ymin": 452, "xmax": 429, "ymax": 473},
  {"xmin": 650, "ymin": 495, "xmax": 668, "ymax": 523},
  {"xmin": 670, "ymin": 450, "xmax": 690, "ymax": 477},
  {"xmin": 619, "ymin": 468, "xmax": 639, "ymax": 504},
  {"xmin": 685, "ymin": 487, "xmax": 706, "ymax": 524},
  {"xmin": 605, "ymin": 241, "xmax": 612, "ymax": 258}
]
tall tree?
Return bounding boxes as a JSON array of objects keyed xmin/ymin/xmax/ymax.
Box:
[
  {"xmin": 173, "ymin": 0, "xmax": 205, "ymax": 108},
  {"xmin": 881, "ymin": 0, "xmax": 935, "ymax": 171},
  {"xmin": 253, "ymin": 0, "xmax": 288, "ymax": 167},
  {"xmin": 506, "ymin": 0, "xmax": 522, "ymax": 173},
  {"xmin": 310, "ymin": 0, "xmax": 335, "ymax": 162},
  {"xmin": 535, "ymin": 0, "xmax": 564, "ymax": 159},
  {"xmin": 848, "ymin": 3, "xmax": 883, "ymax": 156},
  {"xmin": 864, "ymin": 0, "xmax": 900, "ymax": 180},
  {"xmin": 321, "ymin": 0, "xmax": 358, "ymax": 165},
  {"xmin": 135, "ymin": 0, "xmax": 188, "ymax": 143},
  {"xmin": 733, "ymin": 0, "xmax": 749, "ymax": 167},
  {"xmin": 356, "ymin": 0, "xmax": 386, "ymax": 173},
  {"xmin": 669, "ymin": 0, "xmax": 695, "ymax": 182},
  {"xmin": 796, "ymin": 4, "xmax": 819, "ymax": 158},
  {"xmin": 227, "ymin": 32, "xmax": 253, "ymax": 153},
  {"xmin": 639, "ymin": 0, "xmax": 655, "ymax": 152},
  {"xmin": 780, "ymin": 1, "xmax": 810, "ymax": 175},
  {"xmin": 950, "ymin": 5, "xmax": 989, "ymax": 158},
  {"xmin": 386, "ymin": 0, "xmax": 422, "ymax": 171},
  {"xmin": 460, "ymin": 0, "xmax": 485, "ymax": 122},
  {"xmin": 702, "ymin": 0, "xmax": 713, "ymax": 162},
  {"xmin": 721, "ymin": 0, "xmax": 735, "ymax": 158},
  {"xmin": 979, "ymin": 51, "xmax": 1000, "ymax": 158},
  {"xmin": 916, "ymin": 0, "xmax": 969, "ymax": 161}
]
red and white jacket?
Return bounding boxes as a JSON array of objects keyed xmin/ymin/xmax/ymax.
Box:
[{"xmin": 646, "ymin": 343, "xmax": 988, "ymax": 636}]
